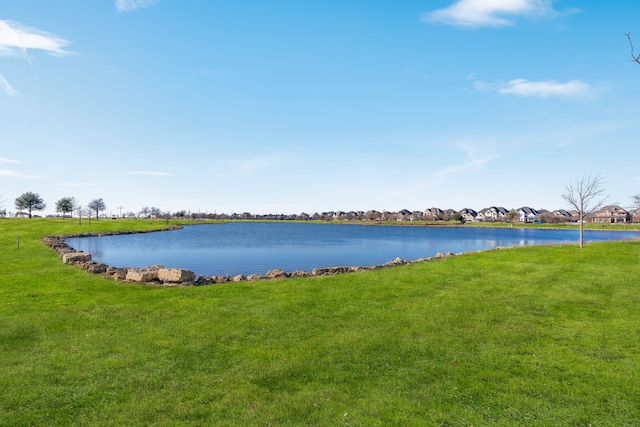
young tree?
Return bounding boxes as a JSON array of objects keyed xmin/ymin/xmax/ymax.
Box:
[
  {"xmin": 55, "ymin": 196, "xmax": 77, "ymax": 219},
  {"xmin": 88, "ymin": 198, "xmax": 107, "ymax": 220},
  {"xmin": 139, "ymin": 206, "xmax": 151, "ymax": 218},
  {"xmin": 562, "ymin": 174, "xmax": 608, "ymax": 249},
  {"xmin": 15, "ymin": 192, "xmax": 46, "ymax": 218},
  {"xmin": 506, "ymin": 209, "xmax": 519, "ymax": 223}
]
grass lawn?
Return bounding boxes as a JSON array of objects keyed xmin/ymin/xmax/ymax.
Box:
[{"xmin": 1, "ymin": 218, "xmax": 640, "ymax": 426}]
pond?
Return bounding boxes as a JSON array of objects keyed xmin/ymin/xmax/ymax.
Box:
[{"xmin": 66, "ymin": 222, "xmax": 638, "ymax": 277}]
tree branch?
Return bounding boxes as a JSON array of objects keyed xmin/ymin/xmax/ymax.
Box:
[{"xmin": 626, "ymin": 33, "xmax": 640, "ymax": 65}]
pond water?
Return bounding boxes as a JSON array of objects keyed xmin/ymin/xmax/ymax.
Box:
[{"xmin": 66, "ymin": 222, "xmax": 638, "ymax": 277}]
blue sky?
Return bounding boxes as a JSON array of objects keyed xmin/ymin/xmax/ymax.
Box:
[{"xmin": 1, "ymin": 0, "xmax": 640, "ymax": 216}]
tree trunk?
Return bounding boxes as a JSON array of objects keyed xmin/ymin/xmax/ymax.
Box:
[{"xmin": 579, "ymin": 212, "xmax": 584, "ymax": 249}]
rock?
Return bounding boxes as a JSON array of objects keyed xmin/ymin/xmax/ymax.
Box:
[
  {"xmin": 106, "ymin": 267, "xmax": 129, "ymax": 280},
  {"xmin": 82, "ymin": 262, "xmax": 108, "ymax": 274},
  {"xmin": 195, "ymin": 275, "xmax": 212, "ymax": 285},
  {"xmin": 158, "ymin": 268, "xmax": 196, "ymax": 283},
  {"xmin": 312, "ymin": 266, "xmax": 349, "ymax": 276},
  {"xmin": 289, "ymin": 270, "xmax": 310, "ymax": 278},
  {"xmin": 265, "ymin": 269, "xmax": 288, "ymax": 279},
  {"xmin": 247, "ymin": 274, "xmax": 264, "ymax": 281},
  {"xmin": 126, "ymin": 265, "xmax": 163, "ymax": 282},
  {"xmin": 232, "ymin": 274, "xmax": 246, "ymax": 282},
  {"xmin": 62, "ymin": 251, "xmax": 92, "ymax": 264}
]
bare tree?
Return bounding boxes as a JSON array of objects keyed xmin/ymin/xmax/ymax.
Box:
[
  {"xmin": 562, "ymin": 174, "xmax": 608, "ymax": 249},
  {"xmin": 139, "ymin": 206, "xmax": 151, "ymax": 218}
]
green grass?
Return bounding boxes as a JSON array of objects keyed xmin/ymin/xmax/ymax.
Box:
[{"xmin": 1, "ymin": 218, "xmax": 640, "ymax": 426}]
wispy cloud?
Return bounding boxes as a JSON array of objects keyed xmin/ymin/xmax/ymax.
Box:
[
  {"xmin": 233, "ymin": 154, "xmax": 285, "ymax": 175},
  {"xmin": 0, "ymin": 19, "xmax": 71, "ymax": 58},
  {"xmin": 115, "ymin": 0, "xmax": 159, "ymax": 13},
  {"xmin": 0, "ymin": 156, "xmax": 20, "ymax": 163},
  {"xmin": 127, "ymin": 171, "xmax": 174, "ymax": 177},
  {"xmin": 470, "ymin": 74, "xmax": 593, "ymax": 99},
  {"xmin": 497, "ymin": 79, "xmax": 592, "ymax": 98},
  {"xmin": 60, "ymin": 182, "xmax": 96, "ymax": 187},
  {"xmin": 0, "ymin": 169, "xmax": 39, "ymax": 179},
  {"xmin": 434, "ymin": 145, "xmax": 504, "ymax": 179},
  {"xmin": 423, "ymin": 0, "xmax": 557, "ymax": 28},
  {"xmin": 0, "ymin": 73, "xmax": 21, "ymax": 97}
]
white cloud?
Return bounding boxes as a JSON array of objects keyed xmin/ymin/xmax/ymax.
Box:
[
  {"xmin": 423, "ymin": 0, "xmax": 556, "ymax": 28},
  {"xmin": 0, "ymin": 20, "xmax": 71, "ymax": 58},
  {"xmin": 434, "ymin": 145, "xmax": 504, "ymax": 179},
  {"xmin": 60, "ymin": 182, "xmax": 96, "ymax": 187},
  {"xmin": 498, "ymin": 78, "xmax": 592, "ymax": 98},
  {"xmin": 126, "ymin": 171, "xmax": 174, "ymax": 177},
  {"xmin": 234, "ymin": 154, "xmax": 284, "ymax": 175},
  {"xmin": 115, "ymin": 0, "xmax": 159, "ymax": 13},
  {"xmin": 0, "ymin": 169, "xmax": 38, "ymax": 179},
  {"xmin": 0, "ymin": 156, "xmax": 20, "ymax": 163},
  {"xmin": 468, "ymin": 73, "xmax": 593, "ymax": 99},
  {"xmin": 0, "ymin": 73, "xmax": 21, "ymax": 97}
]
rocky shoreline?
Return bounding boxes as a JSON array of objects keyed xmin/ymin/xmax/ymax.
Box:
[{"xmin": 42, "ymin": 227, "xmax": 459, "ymax": 287}]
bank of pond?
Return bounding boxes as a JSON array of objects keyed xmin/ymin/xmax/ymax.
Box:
[{"xmin": 56, "ymin": 222, "xmax": 639, "ymax": 283}]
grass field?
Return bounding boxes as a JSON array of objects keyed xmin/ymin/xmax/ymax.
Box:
[{"xmin": 1, "ymin": 218, "xmax": 639, "ymax": 426}]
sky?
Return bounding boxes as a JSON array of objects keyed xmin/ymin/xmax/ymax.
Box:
[{"xmin": 2, "ymin": 0, "xmax": 640, "ymax": 217}]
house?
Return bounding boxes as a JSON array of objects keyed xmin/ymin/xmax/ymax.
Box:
[
  {"xmin": 458, "ymin": 208, "xmax": 477, "ymax": 222},
  {"xmin": 398, "ymin": 209, "xmax": 413, "ymax": 221},
  {"xmin": 552, "ymin": 209, "xmax": 573, "ymax": 222},
  {"xmin": 592, "ymin": 205, "xmax": 631, "ymax": 223},
  {"xmin": 423, "ymin": 207, "xmax": 444, "ymax": 220},
  {"xmin": 517, "ymin": 206, "xmax": 539, "ymax": 223},
  {"xmin": 631, "ymin": 208, "xmax": 640, "ymax": 223},
  {"xmin": 477, "ymin": 206, "xmax": 508, "ymax": 222},
  {"xmin": 443, "ymin": 209, "xmax": 457, "ymax": 221}
]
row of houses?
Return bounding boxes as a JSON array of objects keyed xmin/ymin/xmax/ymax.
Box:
[
  {"xmin": 457, "ymin": 205, "xmax": 636, "ymax": 224},
  {"xmin": 217, "ymin": 205, "xmax": 638, "ymax": 223}
]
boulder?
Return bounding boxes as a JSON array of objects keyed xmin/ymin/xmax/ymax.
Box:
[
  {"xmin": 82, "ymin": 261, "xmax": 108, "ymax": 274},
  {"xmin": 126, "ymin": 265, "xmax": 163, "ymax": 282},
  {"xmin": 232, "ymin": 274, "xmax": 246, "ymax": 282},
  {"xmin": 106, "ymin": 267, "xmax": 129, "ymax": 281},
  {"xmin": 158, "ymin": 268, "xmax": 196, "ymax": 283},
  {"xmin": 62, "ymin": 251, "xmax": 92, "ymax": 264},
  {"xmin": 265, "ymin": 269, "xmax": 288, "ymax": 279},
  {"xmin": 289, "ymin": 270, "xmax": 310, "ymax": 278}
]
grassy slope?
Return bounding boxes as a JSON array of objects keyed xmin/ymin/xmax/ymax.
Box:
[{"xmin": 1, "ymin": 219, "xmax": 639, "ymax": 426}]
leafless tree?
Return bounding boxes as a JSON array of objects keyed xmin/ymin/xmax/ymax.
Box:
[{"xmin": 562, "ymin": 174, "xmax": 608, "ymax": 249}]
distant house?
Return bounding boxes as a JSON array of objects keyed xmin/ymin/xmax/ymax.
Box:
[
  {"xmin": 443, "ymin": 209, "xmax": 457, "ymax": 221},
  {"xmin": 552, "ymin": 209, "xmax": 573, "ymax": 222},
  {"xmin": 517, "ymin": 207, "xmax": 540, "ymax": 223},
  {"xmin": 477, "ymin": 206, "xmax": 508, "ymax": 222},
  {"xmin": 397, "ymin": 209, "xmax": 413, "ymax": 221},
  {"xmin": 423, "ymin": 207, "xmax": 444, "ymax": 220},
  {"xmin": 458, "ymin": 208, "xmax": 477, "ymax": 222},
  {"xmin": 592, "ymin": 205, "xmax": 630, "ymax": 223},
  {"xmin": 631, "ymin": 208, "xmax": 640, "ymax": 223}
]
